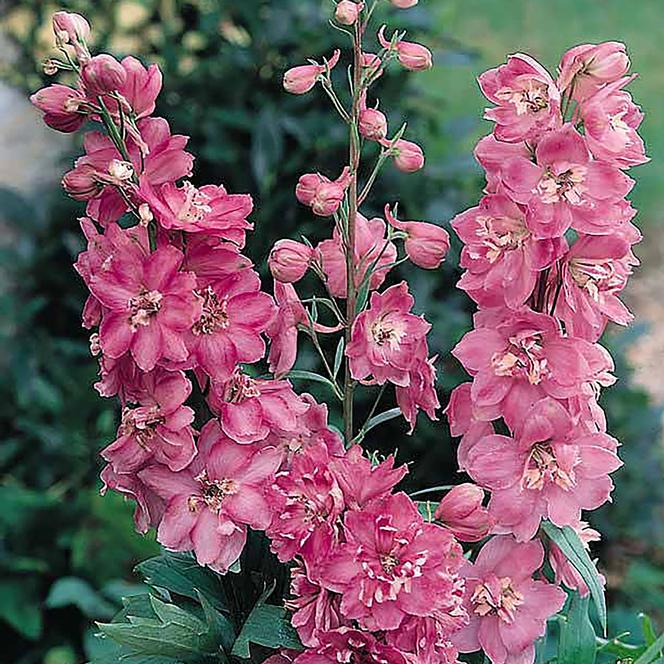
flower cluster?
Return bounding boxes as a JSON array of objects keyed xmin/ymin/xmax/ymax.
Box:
[{"xmin": 447, "ymin": 43, "xmax": 645, "ymax": 662}]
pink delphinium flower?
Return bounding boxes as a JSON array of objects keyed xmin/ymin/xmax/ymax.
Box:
[
  {"xmin": 347, "ymin": 282, "xmax": 431, "ymax": 386},
  {"xmin": 81, "ymin": 54, "xmax": 127, "ymax": 95},
  {"xmin": 435, "ymin": 483, "xmax": 493, "ymax": 542},
  {"xmin": 474, "ymin": 135, "xmax": 532, "ymax": 192},
  {"xmin": 30, "ymin": 84, "xmax": 88, "ymax": 132},
  {"xmin": 465, "ymin": 397, "xmax": 621, "ymax": 540},
  {"xmin": 317, "ymin": 213, "xmax": 397, "ymax": 298},
  {"xmin": 139, "ymin": 420, "xmax": 282, "ymax": 571},
  {"xmin": 395, "ymin": 346, "xmax": 440, "ymax": 431},
  {"xmin": 378, "ymin": 26, "xmax": 433, "ymax": 72},
  {"xmin": 500, "ymin": 124, "xmax": 634, "ymax": 238},
  {"xmin": 387, "ymin": 616, "xmax": 464, "ymax": 664},
  {"xmin": 453, "ymin": 536, "xmax": 566, "ymax": 664},
  {"xmin": 452, "ymin": 194, "xmax": 566, "ymax": 309},
  {"xmin": 101, "ymin": 368, "xmax": 197, "ymax": 472},
  {"xmin": 478, "ymin": 53, "xmax": 561, "ymax": 143},
  {"xmin": 269, "ymin": 239, "xmax": 314, "ymax": 283},
  {"xmin": 335, "ymin": 1, "xmax": 364, "ymax": 26},
  {"xmin": 114, "ymin": 56, "xmax": 163, "ymax": 119},
  {"xmin": 380, "ymin": 137, "xmax": 425, "ymax": 172},
  {"xmin": 321, "ymin": 492, "xmax": 464, "ymax": 631},
  {"xmin": 359, "ymin": 93, "xmax": 388, "ymax": 141},
  {"xmin": 283, "ymin": 49, "xmax": 341, "ymax": 94}
]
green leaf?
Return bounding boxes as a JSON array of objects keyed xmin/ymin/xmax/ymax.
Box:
[
  {"xmin": 287, "ymin": 370, "xmax": 341, "ymax": 398},
  {"xmin": 46, "ymin": 577, "xmax": 117, "ymax": 619},
  {"xmin": 416, "ymin": 501, "xmax": 436, "ymax": 523},
  {"xmin": 363, "ymin": 408, "xmax": 402, "ymax": 434},
  {"xmin": 0, "ymin": 578, "xmax": 43, "ymax": 640},
  {"xmin": 557, "ymin": 593, "xmax": 596, "ymax": 664},
  {"xmin": 541, "ymin": 521, "xmax": 606, "ymax": 635},
  {"xmin": 231, "ymin": 604, "xmax": 302, "ymax": 659},
  {"xmin": 642, "ymin": 613, "xmax": 660, "ymax": 648},
  {"xmin": 635, "ymin": 632, "xmax": 664, "ymax": 664},
  {"xmin": 333, "ymin": 337, "xmax": 345, "ymax": 379}
]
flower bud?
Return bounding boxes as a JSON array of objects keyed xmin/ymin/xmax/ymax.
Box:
[
  {"xmin": 359, "ymin": 107, "xmax": 388, "ymax": 141},
  {"xmin": 391, "ymin": 0, "xmax": 418, "ymax": 6},
  {"xmin": 382, "ymin": 138, "xmax": 425, "ymax": 173},
  {"xmin": 378, "ymin": 26, "xmax": 433, "ymax": 71},
  {"xmin": 30, "ymin": 84, "xmax": 87, "ymax": 133},
  {"xmin": 296, "ymin": 173, "xmax": 328, "ymax": 206},
  {"xmin": 311, "ymin": 181, "xmax": 346, "ymax": 216},
  {"xmin": 269, "ymin": 239, "xmax": 314, "ymax": 283},
  {"xmin": 361, "ymin": 52, "xmax": 383, "ymax": 79},
  {"xmin": 434, "ymin": 483, "xmax": 492, "ymax": 542},
  {"xmin": 283, "ymin": 49, "xmax": 341, "ymax": 94},
  {"xmin": 82, "ymin": 54, "xmax": 128, "ymax": 96},
  {"xmin": 335, "ymin": 1, "xmax": 363, "ymax": 25},
  {"xmin": 385, "ymin": 204, "xmax": 449, "ymax": 269},
  {"xmin": 62, "ymin": 163, "xmax": 101, "ymax": 200},
  {"xmin": 52, "ymin": 11, "xmax": 90, "ymax": 45}
]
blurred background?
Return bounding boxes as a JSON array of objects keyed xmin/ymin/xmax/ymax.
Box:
[{"xmin": 0, "ymin": 1, "xmax": 662, "ymax": 662}]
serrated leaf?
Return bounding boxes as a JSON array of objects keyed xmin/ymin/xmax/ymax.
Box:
[
  {"xmin": 557, "ymin": 593, "xmax": 596, "ymax": 664},
  {"xmin": 363, "ymin": 408, "xmax": 402, "ymax": 435},
  {"xmin": 231, "ymin": 604, "xmax": 302, "ymax": 659},
  {"xmin": 542, "ymin": 521, "xmax": 606, "ymax": 635}
]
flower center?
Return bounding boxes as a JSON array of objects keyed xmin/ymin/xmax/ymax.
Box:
[
  {"xmin": 189, "ymin": 470, "xmax": 238, "ymax": 513},
  {"xmin": 537, "ymin": 165, "xmax": 587, "ymax": 205},
  {"xmin": 497, "ymin": 80, "xmax": 549, "ymax": 116},
  {"xmin": 223, "ymin": 371, "xmax": 261, "ymax": 404},
  {"xmin": 491, "ymin": 331, "xmax": 549, "ymax": 385},
  {"xmin": 128, "ymin": 288, "xmax": 162, "ymax": 330},
  {"xmin": 521, "ymin": 442, "xmax": 578, "ymax": 491},
  {"xmin": 472, "ymin": 575, "xmax": 524, "ymax": 624},
  {"xmin": 177, "ymin": 181, "xmax": 212, "ymax": 224},
  {"xmin": 118, "ymin": 405, "xmax": 164, "ymax": 447},
  {"xmin": 379, "ymin": 553, "xmax": 400, "ymax": 575},
  {"xmin": 371, "ymin": 315, "xmax": 406, "ymax": 350},
  {"xmin": 569, "ymin": 258, "xmax": 620, "ymax": 301},
  {"xmin": 193, "ymin": 286, "xmax": 229, "ymax": 335},
  {"xmin": 475, "ymin": 214, "xmax": 530, "ymax": 263}
]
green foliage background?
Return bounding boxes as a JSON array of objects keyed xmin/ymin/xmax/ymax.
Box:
[{"xmin": 0, "ymin": 0, "xmax": 663, "ymax": 662}]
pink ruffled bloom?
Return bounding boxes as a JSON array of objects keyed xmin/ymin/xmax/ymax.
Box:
[
  {"xmin": 453, "ymin": 536, "xmax": 566, "ymax": 664},
  {"xmin": 395, "ymin": 345, "xmax": 440, "ymax": 431},
  {"xmin": 317, "ymin": 213, "xmax": 397, "ymax": 298},
  {"xmin": 90, "ymin": 243, "xmax": 201, "ymax": 371},
  {"xmin": 386, "ymin": 616, "xmax": 463, "ymax": 664},
  {"xmin": 115, "ymin": 56, "xmax": 163, "ymax": 119},
  {"xmin": 452, "ymin": 194, "xmax": 566, "ymax": 309},
  {"xmin": 101, "ymin": 369, "xmax": 197, "ymax": 473},
  {"xmin": 266, "ymin": 282, "xmax": 308, "ymax": 377},
  {"xmin": 465, "ymin": 397, "xmax": 622, "ymax": 540},
  {"xmin": 500, "ymin": 124, "xmax": 634, "ymax": 238},
  {"xmin": 435, "ymin": 483, "xmax": 492, "ymax": 543},
  {"xmin": 478, "ymin": 53, "xmax": 561, "ymax": 143},
  {"xmin": 321, "ymin": 493, "xmax": 464, "ymax": 631},
  {"xmin": 139, "ymin": 420, "xmax": 282, "ymax": 572},
  {"xmin": 347, "ymin": 282, "xmax": 431, "ymax": 386}
]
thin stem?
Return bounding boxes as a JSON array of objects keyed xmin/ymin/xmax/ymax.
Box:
[
  {"xmin": 307, "ymin": 327, "xmax": 344, "ymax": 400},
  {"xmin": 358, "ymin": 151, "xmax": 388, "ymax": 205},
  {"xmin": 353, "ymin": 383, "xmax": 386, "ymax": 444},
  {"xmin": 321, "ymin": 80, "xmax": 351, "ymax": 123},
  {"xmin": 343, "ymin": 21, "xmax": 364, "ymax": 444}
]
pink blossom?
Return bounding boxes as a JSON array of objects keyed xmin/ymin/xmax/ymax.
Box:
[
  {"xmin": 435, "ymin": 484, "xmax": 492, "ymax": 542},
  {"xmin": 347, "ymin": 282, "xmax": 431, "ymax": 386},
  {"xmin": 395, "ymin": 346, "xmax": 440, "ymax": 431},
  {"xmin": 335, "ymin": 1, "xmax": 364, "ymax": 25},
  {"xmin": 466, "ymin": 397, "xmax": 621, "ymax": 540},
  {"xmin": 387, "ymin": 616, "xmax": 464, "ymax": 664},
  {"xmin": 500, "ymin": 124, "xmax": 634, "ymax": 238},
  {"xmin": 385, "ymin": 203, "xmax": 450, "ymax": 269},
  {"xmin": 321, "ymin": 493, "xmax": 464, "ymax": 631},
  {"xmin": 296, "ymin": 167, "xmax": 350, "ymax": 216},
  {"xmin": 284, "ymin": 50, "xmax": 341, "ymax": 94},
  {"xmin": 52, "ymin": 11, "xmax": 90, "ymax": 46},
  {"xmin": 453, "ymin": 536, "xmax": 566, "ymax": 664},
  {"xmin": 81, "ymin": 54, "xmax": 127, "ymax": 95},
  {"xmin": 474, "ymin": 135, "xmax": 531, "ymax": 192},
  {"xmin": 139, "ymin": 420, "xmax": 282, "ymax": 572},
  {"xmin": 478, "ymin": 53, "xmax": 561, "ymax": 143},
  {"xmin": 182, "ymin": 234, "xmax": 254, "ymax": 290},
  {"xmin": 266, "ymin": 282, "xmax": 308, "ymax": 377},
  {"xmin": 116, "ymin": 56, "xmax": 163, "ymax": 119},
  {"xmin": 558, "ymin": 42, "xmax": 629, "ymax": 102},
  {"xmin": 359, "ymin": 93, "xmax": 388, "ymax": 141},
  {"xmin": 391, "ymin": 0, "xmax": 418, "ymax": 7},
  {"xmin": 101, "ymin": 369, "xmax": 196, "ymax": 473},
  {"xmin": 90, "ymin": 243, "xmax": 200, "ymax": 371},
  {"xmin": 378, "ymin": 26, "xmax": 433, "ymax": 71},
  {"xmin": 452, "ymin": 308, "xmax": 614, "ymax": 426},
  {"xmin": 140, "ymin": 180, "xmax": 253, "ymax": 244},
  {"xmin": 317, "ymin": 213, "xmax": 397, "ymax": 298},
  {"xmin": 267, "ymin": 442, "xmax": 344, "ymax": 563},
  {"xmin": 294, "ymin": 628, "xmax": 407, "ymax": 664},
  {"xmin": 30, "ymin": 84, "xmax": 87, "ymax": 133},
  {"xmin": 269, "ymin": 239, "xmax": 314, "ymax": 283},
  {"xmin": 581, "ymin": 76, "xmax": 648, "ymax": 168},
  {"xmin": 452, "ymin": 194, "xmax": 566, "ymax": 309},
  {"xmin": 381, "ymin": 138, "xmax": 425, "ymax": 173},
  {"xmin": 208, "ymin": 371, "xmax": 309, "ymax": 444},
  {"xmin": 330, "ymin": 445, "xmax": 407, "ymax": 510}
]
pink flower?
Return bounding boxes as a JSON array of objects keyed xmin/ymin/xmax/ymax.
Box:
[
  {"xmin": 266, "ymin": 282, "xmax": 308, "ymax": 377},
  {"xmin": 347, "ymin": 282, "xmax": 431, "ymax": 386},
  {"xmin": 269, "ymin": 239, "xmax": 314, "ymax": 283},
  {"xmin": 330, "ymin": 445, "xmax": 407, "ymax": 510},
  {"xmin": 359, "ymin": 94, "xmax": 388, "ymax": 141},
  {"xmin": 335, "ymin": 1, "xmax": 364, "ymax": 25},
  {"xmin": 478, "ymin": 53, "xmax": 561, "ymax": 143},
  {"xmin": 116, "ymin": 56, "xmax": 163, "ymax": 119},
  {"xmin": 52, "ymin": 11, "xmax": 90, "ymax": 46},
  {"xmin": 296, "ymin": 167, "xmax": 350, "ymax": 216},
  {"xmin": 378, "ymin": 26, "xmax": 433, "ymax": 71},
  {"xmin": 452, "ymin": 308, "xmax": 614, "ymax": 425},
  {"xmin": 465, "ymin": 397, "xmax": 621, "ymax": 540},
  {"xmin": 453, "ymin": 536, "xmax": 566, "ymax": 664},
  {"xmin": 208, "ymin": 371, "xmax": 309, "ymax": 444},
  {"xmin": 81, "ymin": 54, "xmax": 127, "ymax": 95},
  {"xmin": 435, "ymin": 484, "xmax": 492, "ymax": 542},
  {"xmin": 182, "ymin": 234, "xmax": 254, "ymax": 289},
  {"xmin": 139, "ymin": 419, "xmax": 282, "ymax": 572},
  {"xmin": 284, "ymin": 50, "xmax": 341, "ymax": 94},
  {"xmin": 317, "ymin": 213, "xmax": 397, "ymax": 298},
  {"xmin": 31, "ymin": 84, "xmax": 87, "ymax": 133},
  {"xmin": 474, "ymin": 135, "xmax": 531, "ymax": 192},
  {"xmin": 554, "ymin": 227, "xmax": 639, "ymax": 340},
  {"xmin": 322, "ymin": 493, "xmax": 464, "ymax": 631},
  {"xmin": 294, "ymin": 628, "xmax": 407, "ymax": 664},
  {"xmin": 381, "ymin": 138, "xmax": 425, "ymax": 173},
  {"xmin": 558, "ymin": 42, "xmax": 630, "ymax": 102},
  {"xmin": 386, "ymin": 616, "xmax": 464, "ymax": 664},
  {"xmin": 267, "ymin": 442, "xmax": 344, "ymax": 563},
  {"xmin": 391, "ymin": 0, "xmax": 418, "ymax": 7},
  {"xmin": 395, "ymin": 347, "xmax": 440, "ymax": 431},
  {"xmin": 140, "ymin": 180, "xmax": 253, "ymax": 244},
  {"xmin": 101, "ymin": 369, "xmax": 197, "ymax": 473},
  {"xmin": 385, "ymin": 203, "xmax": 450, "ymax": 269},
  {"xmin": 581, "ymin": 77, "xmax": 648, "ymax": 168},
  {"xmin": 452, "ymin": 194, "xmax": 566, "ymax": 309},
  {"xmin": 90, "ymin": 243, "xmax": 201, "ymax": 371},
  {"xmin": 500, "ymin": 124, "xmax": 634, "ymax": 238}
]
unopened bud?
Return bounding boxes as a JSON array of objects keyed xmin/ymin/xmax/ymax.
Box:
[
  {"xmin": 296, "ymin": 173, "xmax": 327, "ymax": 206},
  {"xmin": 382, "ymin": 138, "xmax": 425, "ymax": 173},
  {"xmin": 378, "ymin": 26, "xmax": 433, "ymax": 71},
  {"xmin": 52, "ymin": 11, "xmax": 91, "ymax": 45},
  {"xmin": 138, "ymin": 203, "xmax": 153, "ymax": 227},
  {"xmin": 311, "ymin": 181, "xmax": 346, "ymax": 216},
  {"xmin": 435, "ymin": 483, "xmax": 492, "ymax": 542},
  {"xmin": 283, "ymin": 49, "xmax": 341, "ymax": 94},
  {"xmin": 359, "ymin": 107, "xmax": 388, "ymax": 141},
  {"xmin": 62, "ymin": 163, "xmax": 101, "ymax": 200},
  {"xmin": 391, "ymin": 0, "xmax": 418, "ymax": 7},
  {"xmin": 82, "ymin": 54, "xmax": 128, "ymax": 96},
  {"xmin": 335, "ymin": 1, "xmax": 363, "ymax": 25},
  {"xmin": 269, "ymin": 239, "xmax": 314, "ymax": 283}
]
